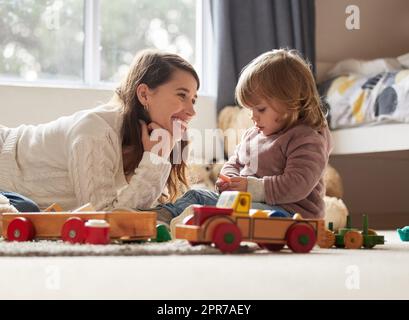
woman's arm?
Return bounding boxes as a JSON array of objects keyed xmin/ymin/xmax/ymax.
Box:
[{"xmin": 68, "ymin": 135, "xmax": 171, "ymax": 211}]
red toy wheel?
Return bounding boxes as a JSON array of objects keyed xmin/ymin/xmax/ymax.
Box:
[
  {"xmin": 286, "ymin": 223, "xmax": 316, "ymax": 253},
  {"xmin": 7, "ymin": 217, "xmax": 35, "ymax": 241},
  {"xmin": 61, "ymin": 217, "xmax": 85, "ymax": 244},
  {"xmin": 212, "ymin": 223, "xmax": 242, "ymax": 253},
  {"xmin": 259, "ymin": 243, "xmax": 285, "ymax": 252}
]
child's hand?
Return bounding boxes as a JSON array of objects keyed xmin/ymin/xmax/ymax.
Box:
[
  {"xmin": 227, "ymin": 176, "xmax": 248, "ymax": 192},
  {"xmin": 215, "ymin": 178, "xmax": 230, "ymax": 193}
]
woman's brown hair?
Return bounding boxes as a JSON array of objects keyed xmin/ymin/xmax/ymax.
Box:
[
  {"xmin": 236, "ymin": 49, "xmax": 327, "ymax": 131},
  {"xmin": 115, "ymin": 49, "xmax": 200, "ymax": 202}
]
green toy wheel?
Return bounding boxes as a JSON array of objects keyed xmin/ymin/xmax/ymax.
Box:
[{"xmin": 153, "ymin": 224, "xmax": 172, "ymax": 242}]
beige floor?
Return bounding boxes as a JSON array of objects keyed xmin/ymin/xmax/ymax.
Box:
[{"xmin": 0, "ymin": 231, "xmax": 407, "ymax": 300}]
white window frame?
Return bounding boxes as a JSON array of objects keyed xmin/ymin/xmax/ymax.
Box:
[
  {"xmin": 84, "ymin": 0, "xmax": 100, "ymax": 86},
  {"xmin": 0, "ymin": 0, "xmax": 213, "ymax": 95},
  {"xmin": 196, "ymin": 0, "xmax": 214, "ymax": 96}
]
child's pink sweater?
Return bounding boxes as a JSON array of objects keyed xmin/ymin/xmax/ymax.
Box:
[{"xmin": 220, "ymin": 124, "xmax": 333, "ymax": 218}]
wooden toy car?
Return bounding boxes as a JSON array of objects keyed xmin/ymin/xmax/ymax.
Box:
[
  {"xmin": 1, "ymin": 210, "xmax": 157, "ymax": 244},
  {"xmin": 175, "ymin": 191, "xmax": 326, "ymax": 253},
  {"xmin": 319, "ymin": 214, "xmax": 384, "ymax": 249}
]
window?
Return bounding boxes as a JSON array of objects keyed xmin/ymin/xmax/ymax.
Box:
[
  {"xmin": 0, "ymin": 0, "xmax": 85, "ymax": 81},
  {"xmin": 100, "ymin": 0, "xmax": 196, "ymax": 82},
  {"xmin": 0, "ymin": 0, "xmax": 199, "ymax": 87}
]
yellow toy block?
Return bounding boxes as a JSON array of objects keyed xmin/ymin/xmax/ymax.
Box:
[{"xmin": 249, "ymin": 209, "xmax": 269, "ymax": 218}]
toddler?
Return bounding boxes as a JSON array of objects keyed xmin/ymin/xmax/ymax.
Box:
[{"xmin": 155, "ymin": 49, "xmax": 333, "ymax": 225}]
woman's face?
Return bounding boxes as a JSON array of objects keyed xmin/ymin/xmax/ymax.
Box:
[{"xmin": 139, "ymin": 69, "xmax": 198, "ymax": 135}]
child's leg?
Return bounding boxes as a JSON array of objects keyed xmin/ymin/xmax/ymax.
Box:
[
  {"xmin": 0, "ymin": 191, "xmax": 40, "ymax": 212},
  {"xmin": 251, "ymin": 202, "xmax": 293, "ymax": 217},
  {"xmin": 158, "ymin": 189, "xmax": 219, "ymax": 218}
]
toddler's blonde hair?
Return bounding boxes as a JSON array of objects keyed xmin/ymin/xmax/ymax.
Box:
[{"xmin": 235, "ymin": 49, "xmax": 327, "ymax": 130}]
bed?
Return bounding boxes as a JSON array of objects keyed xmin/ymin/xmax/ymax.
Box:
[
  {"xmin": 319, "ymin": 53, "xmax": 409, "ymax": 229},
  {"xmin": 319, "ymin": 53, "xmax": 409, "ymax": 155}
]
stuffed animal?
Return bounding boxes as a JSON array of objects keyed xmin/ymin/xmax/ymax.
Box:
[
  {"xmin": 324, "ymin": 164, "xmax": 344, "ymax": 199},
  {"xmin": 218, "ymin": 105, "xmax": 253, "ymax": 157},
  {"xmin": 323, "ymin": 196, "xmax": 348, "ymax": 232},
  {"xmin": 187, "ymin": 164, "xmax": 215, "ymax": 191}
]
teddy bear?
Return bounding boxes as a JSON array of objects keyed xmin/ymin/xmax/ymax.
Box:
[
  {"xmin": 187, "ymin": 163, "xmax": 216, "ymax": 191},
  {"xmin": 216, "ymin": 105, "xmax": 349, "ymax": 231}
]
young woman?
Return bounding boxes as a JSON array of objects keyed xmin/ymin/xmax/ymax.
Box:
[{"xmin": 0, "ymin": 50, "xmax": 199, "ymax": 214}]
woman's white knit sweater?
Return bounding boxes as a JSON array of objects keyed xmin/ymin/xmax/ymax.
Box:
[{"xmin": 0, "ymin": 104, "xmax": 171, "ymax": 211}]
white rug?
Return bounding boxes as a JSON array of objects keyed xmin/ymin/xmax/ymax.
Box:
[{"xmin": 0, "ymin": 238, "xmax": 258, "ymax": 256}]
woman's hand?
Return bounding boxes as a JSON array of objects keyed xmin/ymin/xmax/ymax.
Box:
[{"xmin": 140, "ymin": 120, "xmax": 176, "ymax": 159}]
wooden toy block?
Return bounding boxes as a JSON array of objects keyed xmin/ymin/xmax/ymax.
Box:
[
  {"xmin": 175, "ymin": 191, "xmax": 326, "ymax": 253},
  {"xmin": 216, "ymin": 191, "xmax": 251, "ymax": 215},
  {"xmin": 192, "ymin": 205, "xmax": 233, "ymax": 225},
  {"xmin": 2, "ymin": 210, "xmax": 157, "ymax": 243},
  {"xmin": 84, "ymin": 220, "xmax": 110, "ymax": 245},
  {"xmin": 72, "ymin": 203, "xmax": 95, "ymax": 212},
  {"xmin": 249, "ymin": 209, "xmax": 269, "ymax": 218},
  {"xmin": 268, "ymin": 209, "xmax": 291, "ymax": 218},
  {"xmin": 44, "ymin": 203, "xmax": 64, "ymax": 212}
]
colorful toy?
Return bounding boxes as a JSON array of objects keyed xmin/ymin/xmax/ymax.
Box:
[
  {"xmin": 2, "ymin": 210, "xmax": 158, "ymax": 244},
  {"xmin": 397, "ymin": 226, "xmax": 409, "ymax": 241},
  {"xmin": 175, "ymin": 191, "xmax": 326, "ymax": 253},
  {"xmin": 44, "ymin": 202, "xmax": 64, "ymax": 212},
  {"xmin": 319, "ymin": 214, "xmax": 384, "ymax": 249},
  {"xmin": 84, "ymin": 219, "xmax": 110, "ymax": 245},
  {"xmin": 152, "ymin": 224, "xmax": 172, "ymax": 242}
]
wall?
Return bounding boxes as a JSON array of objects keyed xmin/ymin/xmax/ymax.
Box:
[
  {"xmin": 316, "ymin": 0, "xmax": 409, "ymax": 228},
  {"xmin": 0, "ymin": 84, "xmax": 219, "ymax": 162},
  {"xmin": 316, "ymin": 0, "xmax": 409, "ymax": 81}
]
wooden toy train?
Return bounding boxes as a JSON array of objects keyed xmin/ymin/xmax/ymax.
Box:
[
  {"xmin": 319, "ymin": 214, "xmax": 384, "ymax": 249},
  {"xmin": 0, "ymin": 203, "xmax": 171, "ymax": 244},
  {"xmin": 175, "ymin": 191, "xmax": 327, "ymax": 253}
]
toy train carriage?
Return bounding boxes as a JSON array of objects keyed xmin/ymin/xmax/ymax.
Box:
[
  {"xmin": 319, "ymin": 214, "xmax": 384, "ymax": 249},
  {"xmin": 1, "ymin": 211, "xmax": 157, "ymax": 243},
  {"xmin": 175, "ymin": 191, "xmax": 326, "ymax": 253}
]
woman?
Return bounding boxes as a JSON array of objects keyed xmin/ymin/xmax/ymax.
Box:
[{"xmin": 0, "ymin": 49, "xmax": 199, "ymax": 215}]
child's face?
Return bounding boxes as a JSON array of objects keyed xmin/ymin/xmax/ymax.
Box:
[{"xmin": 248, "ymin": 98, "xmax": 286, "ymax": 136}]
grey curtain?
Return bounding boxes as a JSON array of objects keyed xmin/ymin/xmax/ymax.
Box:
[{"xmin": 210, "ymin": 0, "xmax": 316, "ymax": 113}]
